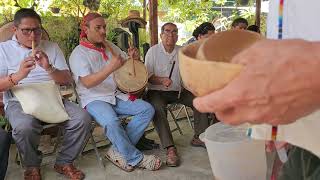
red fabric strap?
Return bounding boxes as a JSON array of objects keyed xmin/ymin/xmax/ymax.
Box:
[
  {"xmin": 80, "ymin": 40, "xmax": 109, "ymax": 61},
  {"xmin": 128, "ymin": 94, "xmax": 137, "ymax": 101}
]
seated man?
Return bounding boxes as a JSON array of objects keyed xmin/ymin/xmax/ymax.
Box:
[
  {"xmin": 145, "ymin": 22, "xmax": 215, "ymax": 167},
  {"xmin": 0, "ymin": 127, "xmax": 10, "ymax": 180},
  {"xmin": 69, "ymin": 13, "xmax": 161, "ymax": 172},
  {"xmin": 231, "ymin": 17, "xmax": 248, "ymax": 30},
  {"xmin": 247, "ymin": 25, "xmax": 261, "ymax": 33},
  {"xmin": 184, "ymin": 22, "xmax": 215, "ymax": 45},
  {"xmin": 192, "ymin": 22, "xmax": 215, "ymax": 40},
  {"xmin": 0, "ymin": 8, "xmax": 92, "ymax": 180}
]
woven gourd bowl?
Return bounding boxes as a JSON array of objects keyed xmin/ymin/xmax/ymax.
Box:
[{"xmin": 179, "ymin": 30, "xmax": 263, "ymax": 96}]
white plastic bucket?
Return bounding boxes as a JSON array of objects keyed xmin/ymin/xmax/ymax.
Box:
[{"xmin": 200, "ymin": 123, "xmax": 267, "ymax": 180}]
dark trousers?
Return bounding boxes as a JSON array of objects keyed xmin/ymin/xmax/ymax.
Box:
[
  {"xmin": 6, "ymin": 100, "xmax": 92, "ymax": 167},
  {"xmin": 147, "ymin": 89, "xmax": 214, "ymax": 148},
  {"xmin": 0, "ymin": 128, "xmax": 10, "ymax": 180},
  {"xmin": 278, "ymin": 146, "xmax": 320, "ymax": 180}
]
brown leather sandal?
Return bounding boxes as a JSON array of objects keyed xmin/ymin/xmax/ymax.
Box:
[
  {"xmin": 24, "ymin": 167, "xmax": 41, "ymax": 180},
  {"xmin": 190, "ymin": 137, "xmax": 206, "ymax": 148},
  {"xmin": 54, "ymin": 164, "xmax": 85, "ymax": 180},
  {"xmin": 166, "ymin": 147, "xmax": 180, "ymax": 167}
]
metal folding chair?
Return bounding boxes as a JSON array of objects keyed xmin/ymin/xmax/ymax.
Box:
[
  {"xmin": 167, "ymin": 103, "xmax": 194, "ymax": 135},
  {"xmin": 173, "ymin": 104, "xmax": 194, "ymax": 129},
  {"xmin": 14, "ymin": 123, "xmax": 62, "ymax": 168},
  {"xmin": 68, "ymin": 82, "xmax": 106, "ymax": 168}
]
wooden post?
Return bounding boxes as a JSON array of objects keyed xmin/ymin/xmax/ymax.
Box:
[
  {"xmin": 255, "ymin": 0, "xmax": 261, "ymax": 27},
  {"xmin": 149, "ymin": 0, "xmax": 158, "ymax": 46},
  {"xmin": 143, "ymin": 0, "xmax": 146, "ymax": 21}
]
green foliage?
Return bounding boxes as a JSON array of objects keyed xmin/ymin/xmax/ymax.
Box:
[
  {"xmin": 100, "ymin": 0, "xmax": 142, "ymax": 20},
  {"xmin": 160, "ymin": 0, "xmax": 215, "ymax": 24},
  {"xmin": 0, "ymin": 0, "xmax": 267, "ymax": 55},
  {"xmin": 215, "ymin": 0, "xmax": 228, "ymax": 5},
  {"xmin": 52, "ymin": 0, "xmax": 88, "ymax": 17},
  {"xmin": 0, "ymin": 0, "xmax": 16, "ymax": 25},
  {"xmin": 42, "ymin": 15, "xmax": 80, "ymax": 59},
  {"xmin": 0, "ymin": 115, "xmax": 7, "ymax": 127}
]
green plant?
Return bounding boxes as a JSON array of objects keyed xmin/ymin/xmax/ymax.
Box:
[
  {"xmin": 160, "ymin": 0, "xmax": 214, "ymax": 24},
  {"xmin": 0, "ymin": 115, "xmax": 7, "ymax": 127},
  {"xmin": 0, "ymin": 0, "xmax": 266, "ymax": 56},
  {"xmin": 106, "ymin": 25, "xmax": 117, "ymax": 42},
  {"xmin": 64, "ymin": 26, "xmax": 80, "ymax": 59},
  {"xmin": 42, "ymin": 16, "xmax": 80, "ymax": 58}
]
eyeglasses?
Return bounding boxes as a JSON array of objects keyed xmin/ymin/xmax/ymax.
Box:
[
  {"xmin": 18, "ymin": 27, "xmax": 42, "ymax": 36},
  {"xmin": 163, "ymin": 29, "xmax": 178, "ymax": 36}
]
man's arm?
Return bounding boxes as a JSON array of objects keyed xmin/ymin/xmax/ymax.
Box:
[
  {"xmin": 34, "ymin": 48, "xmax": 73, "ymax": 85},
  {"xmin": 0, "ymin": 75, "xmax": 17, "ymax": 92},
  {"xmin": 194, "ymin": 39, "xmax": 320, "ymax": 125},
  {"xmin": 149, "ymin": 75, "xmax": 172, "ymax": 87},
  {"xmin": 79, "ymin": 54, "xmax": 124, "ymax": 89},
  {"xmin": 145, "ymin": 48, "xmax": 172, "ymax": 87},
  {"xmin": 47, "ymin": 68, "xmax": 73, "ymax": 85},
  {"xmin": 0, "ymin": 58, "xmax": 35, "ymax": 92}
]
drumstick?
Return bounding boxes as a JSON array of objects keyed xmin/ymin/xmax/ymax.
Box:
[
  {"xmin": 169, "ymin": 61, "xmax": 176, "ymax": 79},
  {"xmin": 128, "ymin": 37, "xmax": 136, "ymax": 77}
]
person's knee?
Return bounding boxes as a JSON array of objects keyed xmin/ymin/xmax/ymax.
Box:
[
  {"xmin": 100, "ymin": 116, "xmax": 121, "ymax": 129},
  {"xmin": 148, "ymin": 99, "xmax": 165, "ymax": 112},
  {"xmin": 74, "ymin": 110, "xmax": 92, "ymax": 130},
  {"xmin": 142, "ymin": 101, "xmax": 155, "ymax": 117},
  {"xmin": 13, "ymin": 126, "xmax": 38, "ymax": 140},
  {"xmin": 80, "ymin": 110, "xmax": 92, "ymax": 124},
  {"xmin": 102, "ymin": 119, "xmax": 123, "ymax": 136},
  {"xmin": 10, "ymin": 117, "xmax": 40, "ymax": 137},
  {"xmin": 147, "ymin": 93, "xmax": 164, "ymax": 105}
]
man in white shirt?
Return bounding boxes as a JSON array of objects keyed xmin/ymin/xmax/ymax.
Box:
[
  {"xmin": 145, "ymin": 22, "xmax": 212, "ymax": 167},
  {"xmin": 0, "ymin": 8, "xmax": 91, "ymax": 180},
  {"xmin": 69, "ymin": 12, "xmax": 161, "ymax": 172},
  {"xmin": 194, "ymin": 0, "xmax": 320, "ymax": 179}
]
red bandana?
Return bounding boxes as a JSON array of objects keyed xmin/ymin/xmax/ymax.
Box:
[
  {"xmin": 80, "ymin": 12, "xmax": 102, "ymax": 39},
  {"xmin": 80, "ymin": 40, "xmax": 108, "ymax": 61},
  {"xmin": 79, "ymin": 13, "xmax": 109, "ymax": 61}
]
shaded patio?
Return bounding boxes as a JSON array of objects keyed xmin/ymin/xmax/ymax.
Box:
[{"xmin": 5, "ymin": 111, "xmax": 214, "ymax": 180}]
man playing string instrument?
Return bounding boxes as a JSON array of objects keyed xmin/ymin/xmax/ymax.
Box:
[{"xmin": 69, "ymin": 12, "xmax": 161, "ymax": 172}]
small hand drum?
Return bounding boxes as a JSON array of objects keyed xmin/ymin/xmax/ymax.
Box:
[{"xmin": 114, "ymin": 59, "xmax": 148, "ymax": 95}]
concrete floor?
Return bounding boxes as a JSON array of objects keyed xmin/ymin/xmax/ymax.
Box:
[{"xmin": 5, "ymin": 117, "xmax": 214, "ymax": 180}]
